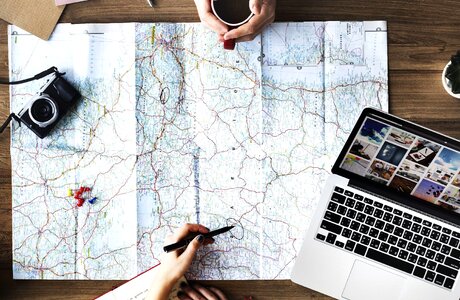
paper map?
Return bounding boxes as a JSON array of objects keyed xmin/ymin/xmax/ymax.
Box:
[{"xmin": 9, "ymin": 22, "xmax": 388, "ymax": 280}]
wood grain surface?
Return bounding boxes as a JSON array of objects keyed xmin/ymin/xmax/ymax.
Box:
[{"xmin": 1, "ymin": 0, "xmax": 460, "ymax": 299}]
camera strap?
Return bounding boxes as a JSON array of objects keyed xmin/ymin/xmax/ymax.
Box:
[
  {"xmin": 0, "ymin": 66, "xmax": 65, "ymax": 85},
  {"xmin": 0, "ymin": 66, "xmax": 66, "ymax": 134}
]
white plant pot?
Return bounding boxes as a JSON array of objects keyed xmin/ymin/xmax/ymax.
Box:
[{"xmin": 442, "ymin": 61, "xmax": 460, "ymax": 99}]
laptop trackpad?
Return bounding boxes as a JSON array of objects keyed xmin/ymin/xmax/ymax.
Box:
[{"xmin": 342, "ymin": 260, "xmax": 406, "ymax": 300}]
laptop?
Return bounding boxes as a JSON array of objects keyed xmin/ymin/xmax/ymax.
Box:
[{"xmin": 291, "ymin": 108, "xmax": 460, "ymax": 300}]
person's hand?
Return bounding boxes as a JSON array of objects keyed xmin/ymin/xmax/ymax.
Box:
[
  {"xmin": 147, "ymin": 224, "xmax": 214, "ymax": 300},
  {"xmin": 178, "ymin": 283, "xmax": 228, "ymax": 300},
  {"xmin": 194, "ymin": 0, "xmax": 229, "ymax": 42},
  {"xmin": 224, "ymin": 0, "xmax": 276, "ymax": 43}
]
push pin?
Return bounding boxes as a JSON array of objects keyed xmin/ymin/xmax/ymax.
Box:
[
  {"xmin": 88, "ymin": 197, "xmax": 97, "ymax": 204},
  {"xmin": 67, "ymin": 188, "xmax": 73, "ymax": 197},
  {"xmin": 76, "ymin": 198, "xmax": 85, "ymax": 207}
]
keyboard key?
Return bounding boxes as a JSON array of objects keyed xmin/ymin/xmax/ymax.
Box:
[
  {"xmin": 445, "ymin": 257, "xmax": 460, "ymax": 270},
  {"xmin": 346, "ymin": 209, "xmax": 357, "ymax": 219},
  {"xmin": 364, "ymin": 205, "xmax": 374, "ymax": 215},
  {"xmin": 421, "ymin": 237, "xmax": 432, "ymax": 248},
  {"xmin": 378, "ymin": 232, "xmax": 389, "ymax": 242},
  {"xmin": 359, "ymin": 224, "xmax": 370, "ymax": 235},
  {"xmin": 425, "ymin": 250, "xmax": 435, "ymax": 260},
  {"xmin": 444, "ymin": 278, "xmax": 455, "ymax": 289},
  {"xmin": 413, "ymin": 216, "xmax": 422, "ymax": 223},
  {"xmin": 440, "ymin": 234, "xmax": 450, "ymax": 244},
  {"xmin": 354, "ymin": 244, "xmax": 367, "ymax": 256},
  {"xmin": 350, "ymin": 221, "xmax": 360, "ymax": 231},
  {"xmin": 364, "ymin": 198, "xmax": 373, "ymax": 205},
  {"xmin": 383, "ymin": 205, "xmax": 393, "ymax": 212},
  {"xmin": 365, "ymin": 216, "xmax": 376, "ymax": 226},
  {"xmin": 335, "ymin": 241, "xmax": 344, "ymax": 248},
  {"xmin": 369, "ymin": 228, "xmax": 379, "ymax": 238},
  {"xmin": 345, "ymin": 240, "xmax": 355, "ymax": 251},
  {"xmin": 436, "ymin": 264, "xmax": 458, "ymax": 279},
  {"xmin": 413, "ymin": 266, "xmax": 426, "ymax": 278},
  {"xmin": 374, "ymin": 201, "xmax": 383, "ymax": 208},
  {"xmin": 434, "ymin": 274, "xmax": 445, "ymax": 286},
  {"xmin": 351, "ymin": 232, "xmax": 362, "ymax": 242},
  {"xmin": 427, "ymin": 260, "xmax": 437, "ymax": 271},
  {"xmin": 331, "ymin": 193, "xmax": 346, "ymax": 204},
  {"xmin": 392, "ymin": 216, "xmax": 402, "ymax": 226},
  {"xmin": 354, "ymin": 194, "xmax": 363, "ymax": 200},
  {"xmin": 373, "ymin": 209, "xmax": 384, "ymax": 219},
  {"xmin": 403, "ymin": 212, "xmax": 412, "ymax": 220},
  {"xmin": 449, "ymin": 237, "xmax": 459, "ymax": 248},
  {"xmin": 403, "ymin": 231, "xmax": 413, "ymax": 241},
  {"xmin": 383, "ymin": 212, "xmax": 393, "ymax": 222},
  {"xmin": 344, "ymin": 190, "xmax": 354, "ymax": 197},
  {"xmin": 389, "ymin": 246, "xmax": 399, "ymax": 256},
  {"xmin": 408, "ymin": 254, "xmax": 418, "ymax": 263},
  {"xmin": 320, "ymin": 220, "xmax": 342, "ymax": 235},
  {"xmin": 430, "ymin": 230, "xmax": 440, "ymax": 240},
  {"xmin": 355, "ymin": 202, "xmax": 365, "ymax": 212},
  {"xmin": 412, "ymin": 234, "xmax": 423, "ymax": 244},
  {"xmin": 375, "ymin": 220, "xmax": 385, "ymax": 230},
  {"xmin": 325, "ymin": 211, "xmax": 341, "ymax": 223},
  {"xmin": 334, "ymin": 186, "xmax": 344, "ymax": 193},
  {"xmin": 337, "ymin": 205, "xmax": 347, "ymax": 215},
  {"xmin": 416, "ymin": 246, "xmax": 426, "ymax": 256},
  {"xmin": 451, "ymin": 248, "xmax": 460, "ymax": 260},
  {"xmin": 384, "ymin": 224, "xmax": 394, "ymax": 234},
  {"xmin": 356, "ymin": 212, "xmax": 366, "ymax": 222},
  {"xmin": 425, "ymin": 271, "xmax": 435, "ymax": 282},
  {"xmin": 397, "ymin": 239, "xmax": 407, "ymax": 249},
  {"xmin": 326, "ymin": 233, "xmax": 337, "ymax": 244},
  {"xmin": 379, "ymin": 242, "xmax": 390, "ymax": 253},
  {"xmin": 393, "ymin": 209, "xmax": 402, "ymax": 216},
  {"xmin": 435, "ymin": 253, "xmax": 445, "ymax": 264},
  {"xmin": 366, "ymin": 248, "xmax": 414, "ymax": 274},
  {"xmin": 398, "ymin": 250, "xmax": 408, "ymax": 260},
  {"xmin": 442, "ymin": 227, "xmax": 452, "ymax": 234},
  {"xmin": 422, "ymin": 220, "xmax": 431, "ymax": 227},
  {"xmin": 388, "ymin": 235, "xmax": 398, "ymax": 245},
  {"xmin": 342, "ymin": 228, "xmax": 352, "ymax": 238},
  {"xmin": 361, "ymin": 236, "xmax": 371, "ymax": 246},
  {"xmin": 340, "ymin": 217, "xmax": 351, "ymax": 227},
  {"xmin": 407, "ymin": 242, "xmax": 417, "ymax": 253},
  {"xmin": 370, "ymin": 239, "xmax": 380, "ymax": 249},
  {"xmin": 411, "ymin": 223, "xmax": 421, "ymax": 233},
  {"xmin": 433, "ymin": 224, "xmax": 442, "ymax": 231},
  {"xmin": 393, "ymin": 227, "xmax": 404, "ymax": 237},
  {"xmin": 453, "ymin": 231, "xmax": 460, "ymax": 239},
  {"xmin": 417, "ymin": 257, "xmax": 427, "ymax": 267},
  {"xmin": 402, "ymin": 220, "xmax": 412, "ymax": 230},
  {"xmin": 316, "ymin": 233, "xmax": 325, "ymax": 241},
  {"xmin": 431, "ymin": 241, "xmax": 441, "ymax": 251},
  {"xmin": 441, "ymin": 245, "xmax": 451, "ymax": 255},
  {"xmin": 345, "ymin": 198, "xmax": 356, "ymax": 208},
  {"xmin": 327, "ymin": 201, "xmax": 338, "ymax": 212},
  {"xmin": 420, "ymin": 227, "xmax": 431, "ymax": 237}
]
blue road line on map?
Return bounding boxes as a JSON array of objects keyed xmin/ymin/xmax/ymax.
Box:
[{"xmin": 193, "ymin": 148, "xmax": 200, "ymax": 224}]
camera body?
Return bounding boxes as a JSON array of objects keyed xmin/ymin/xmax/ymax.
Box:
[{"xmin": 17, "ymin": 74, "xmax": 81, "ymax": 139}]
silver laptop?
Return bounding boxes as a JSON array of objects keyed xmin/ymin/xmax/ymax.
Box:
[{"xmin": 291, "ymin": 108, "xmax": 460, "ymax": 300}]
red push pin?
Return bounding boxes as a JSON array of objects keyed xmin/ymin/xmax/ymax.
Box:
[
  {"xmin": 76, "ymin": 198, "xmax": 85, "ymax": 207},
  {"xmin": 223, "ymin": 38, "xmax": 235, "ymax": 50}
]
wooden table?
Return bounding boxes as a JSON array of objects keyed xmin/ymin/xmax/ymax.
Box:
[{"xmin": 1, "ymin": 0, "xmax": 460, "ymax": 299}]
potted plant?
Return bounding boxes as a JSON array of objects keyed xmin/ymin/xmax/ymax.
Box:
[{"xmin": 442, "ymin": 51, "xmax": 460, "ymax": 99}]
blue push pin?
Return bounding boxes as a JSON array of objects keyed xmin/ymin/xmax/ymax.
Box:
[{"xmin": 88, "ymin": 197, "xmax": 97, "ymax": 204}]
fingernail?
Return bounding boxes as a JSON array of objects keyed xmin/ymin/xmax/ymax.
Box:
[{"xmin": 197, "ymin": 234, "xmax": 204, "ymax": 243}]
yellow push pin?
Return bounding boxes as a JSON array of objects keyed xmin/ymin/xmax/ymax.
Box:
[{"xmin": 67, "ymin": 188, "xmax": 73, "ymax": 197}]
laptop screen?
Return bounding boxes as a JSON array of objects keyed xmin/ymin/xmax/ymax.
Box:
[{"xmin": 333, "ymin": 108, "xmax": 460, "ymax": 224}]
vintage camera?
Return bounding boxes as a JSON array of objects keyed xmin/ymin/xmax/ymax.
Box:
[{"xmin": 17, "ymin": 73, "xmax": 81, "ymax": 139}]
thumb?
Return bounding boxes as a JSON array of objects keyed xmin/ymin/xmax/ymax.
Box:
[
  {"xmin": 179, "ymin": 235, "xmax": 204, "ymax": 266},
  {"xmin": 249, "ymin": 0, "xmax": 262, "ymax": 15}
]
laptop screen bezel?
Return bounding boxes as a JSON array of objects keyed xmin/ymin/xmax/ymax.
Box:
[{"xmin": 332, "ymin": 107, "xmax": 460, "ymax": 227}]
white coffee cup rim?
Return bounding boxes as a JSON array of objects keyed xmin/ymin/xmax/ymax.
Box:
[
  {"xmin": 211, "ymin": 0, "xmax": 254, "ymax": 27},
  {"xmin": 442, "ymin": 61, "xmax": 460, "ymax": 99}
]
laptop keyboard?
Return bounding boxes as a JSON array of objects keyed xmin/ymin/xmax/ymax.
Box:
[{"xmin": 316, "ymin": 186, "xmax": 460, "ymax": 290}]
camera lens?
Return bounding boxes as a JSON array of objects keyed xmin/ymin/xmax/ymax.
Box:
[{"xmin": 29, "ymin": 96, "xmax": 58, "ymax": 127}]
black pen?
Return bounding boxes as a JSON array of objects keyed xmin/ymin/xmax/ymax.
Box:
[{"xmin": 163, "ymin": 226, "xmax": 234, "ymax": 253}]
